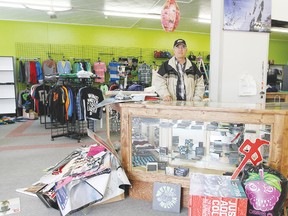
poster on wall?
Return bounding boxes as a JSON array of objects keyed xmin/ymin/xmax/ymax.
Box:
[{"xmin": 223, "ymin": 0, "xmax": 271, "ymax": 32}]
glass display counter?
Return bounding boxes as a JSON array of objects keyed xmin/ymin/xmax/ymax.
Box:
[
  {"xmin": 112, "ymin": 101, "xmax": 288, "ymax": 207},
  {"xmin": 131, "ymin": 117, "xmax": 270, "ymax": 175}
]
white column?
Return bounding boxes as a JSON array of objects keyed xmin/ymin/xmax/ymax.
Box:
[
  {"xmin": 272, "ymin": 0, "xmax": 288, "ymax": 21},
  {"xmin": 209, "ymin": 0, "xmax": 224, "ymax": 102},
  {"xmin": 209, "ymin": 0, "xmax": 270, "ymax": 105}
]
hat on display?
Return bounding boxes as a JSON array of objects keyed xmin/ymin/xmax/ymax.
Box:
[{"xmin": 173, "ymin": 39, "xmax": 187, "ymax": 47}]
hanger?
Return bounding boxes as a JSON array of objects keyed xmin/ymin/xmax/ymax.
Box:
[
  {"xmin": 24, "ymin": 84, "xmax": 30, "ymax": 92},
  {"xmin": 48, "ymin": 55, "xmax": 53, "ymax": 61}
]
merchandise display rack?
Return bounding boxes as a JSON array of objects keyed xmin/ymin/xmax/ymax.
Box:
[
  {"xmin": 50, "ymin": 119, "xmax": 92, "ymax": 142},
  {"xmin": 38, "ymin": 79, "xmax": 55, "ymax": 129},
  {"xmin": 49, "ymin": 77, "xmax": 95, "ymax": 142},
  {"xmin": 39, "ymin": 113, "xmax": 52, "ymax": 129}
]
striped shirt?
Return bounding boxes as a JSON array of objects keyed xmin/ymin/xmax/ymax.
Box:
[{"xmin": 176, "ymin": 60, "xmax": 186, "ymax": 100}]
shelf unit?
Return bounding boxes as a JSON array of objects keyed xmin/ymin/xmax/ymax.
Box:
[
  {"xmin": 0, "ymin": 56, "xmax": 16, "ymax": 115},
  {"xmin": 267, "ymin": 64, "xmax": 288, "ymax": 91}
]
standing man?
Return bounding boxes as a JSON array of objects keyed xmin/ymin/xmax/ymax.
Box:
[{"xmin": 154, "ymin": 39, "xmax": 205, "ymax": 101}]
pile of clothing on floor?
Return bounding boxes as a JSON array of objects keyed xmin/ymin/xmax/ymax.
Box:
[
  {"xmin": 0, "ymin": 116, "xmax": 30, "ymax": 125},
  {"xmin": 17, "ymin": 130, "xmax": 131, "ymax": 216},
  {"xmin": 0, "ymin": 116, "xmax": 15, "ymax": 125}
]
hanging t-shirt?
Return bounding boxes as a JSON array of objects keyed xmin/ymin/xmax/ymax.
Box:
[
  {"xmin": 93, "ymin": 61, "xmax": 107, "ymax": 83},
  {"xmin": 32, "ymin": 84, "xmax": 51, "ymax": 115},
  {"xmin": 108, "ymin": 61, "xmax": 120, "ymax": 83},
  {"xmin": 24, "ymin": 61, "xmax": 30, "ymax": 83},
  {"xmin": 118, "ymin": 65, "xmax": 126, "ymax": 77},
  {"xmin": 29, "ymin": 61, "xmax": 38, "ymax": 84},
  {"xmin": 19, "ymin": 61, "xmax": 26, "ymax": 83},
  {"xmin": 78, "ymin": 87, "xmax": 104, "ymax": 120},
  {"xmin": 48, "ymin": 85, "xmax": 66, "ymax": 124},
  {"xmin": 138, "ymin": 63, "xmax": 152, "ymax": 85},
  {"xmin": 42, "ymin": 59, "xmax": 57, "ymax": 76}
]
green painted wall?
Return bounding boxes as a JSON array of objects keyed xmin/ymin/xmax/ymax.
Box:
[
  {"xmin": 0, "ymin": 20, "xmax": 210, "ymax": 57},
  {"xmin": 269, "ymin": 39, "xmax": 288, "ymax": 65},
  {"xmin": 1, "ymin": 20, "xmax": 288, "ymax": 64}
]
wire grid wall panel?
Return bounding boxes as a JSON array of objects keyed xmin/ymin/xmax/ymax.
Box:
[
  {"xmin": 16, "ymin": 42, "xmax": 210, "ymax": 66},
  {"xmin": 16, "ymin": 43, "xmax": 50, "ymax": 60},
  {"xmin": 16, "ymin": 42, "xmax": 147, "ymax": 64}
]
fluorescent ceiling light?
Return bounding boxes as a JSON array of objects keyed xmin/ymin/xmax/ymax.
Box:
[
  {"xmin": 271, "ymin": 27, "xmax": 288, "ymax": 33},
  {"xmin": 197, "ymin": 18, "xmax": 211, "ymax": 24},
  {"xmin": 0, "ymin": 0, "xmax": 71, "ymax": 12},
  {"xmin": 104, "ymin": 11, "xmax": 160, "ymax": 20},
  {"xmin": 0, "ymin": 2, "xmax": 25, "ymax": 8},
  {"xmin": 26, "ymin": 0, "xmax": 71, "ymax": 12},
  {"xmin": 104, "ymin": 5, "xmax": 160, "ymax": 14}
]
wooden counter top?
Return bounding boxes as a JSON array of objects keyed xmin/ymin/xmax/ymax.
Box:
[
  {"xmin": 266, "ymin": 91, "xmax": 288, "ymax": 102},
  {"xmin": 118, "ymin": 101, "xmax": 288, "ymax": 114}
]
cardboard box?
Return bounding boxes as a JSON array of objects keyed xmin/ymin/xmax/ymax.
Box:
[
  {"xmin": 22, "ymin": 108, "xmax": 30, "ymax": 118},
  {"xmin": 188, "ymin": 173, "xmax": 247, "ymax": 216},
  {"xmin": 29, "ymin": 111, "xmax": 38, "ymax": 120}
]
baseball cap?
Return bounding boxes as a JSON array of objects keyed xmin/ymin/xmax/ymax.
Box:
[{"xmin": 173, "ymin": 39, "xmax": 187, "ymax": 47}]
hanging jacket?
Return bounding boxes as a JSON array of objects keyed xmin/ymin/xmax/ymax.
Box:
[{"xmin": 57, "ymin": 60, "xmax": 71, "ymax": 74}]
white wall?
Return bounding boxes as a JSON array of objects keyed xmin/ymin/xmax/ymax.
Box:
[
  {"xmin": 220, "ymin": 31, "xmax": 269, "ymax": 103},
  {"xmin": 272, "ymin": 0, "xmax": 288, "ymax": 21}
]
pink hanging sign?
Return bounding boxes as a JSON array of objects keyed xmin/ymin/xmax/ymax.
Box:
[{"xmin": 161, "ymin": 0, "xmax": 180, "ymax": 32}]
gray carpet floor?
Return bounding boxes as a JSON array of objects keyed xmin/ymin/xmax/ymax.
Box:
[{"xmin": 0, "ymin": 116, "xmax": 188, "ymax": 216}]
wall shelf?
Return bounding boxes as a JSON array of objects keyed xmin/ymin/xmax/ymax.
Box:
[{"xmin": 0, "ymin": 56, "xmax": 16, "ymax": 115}]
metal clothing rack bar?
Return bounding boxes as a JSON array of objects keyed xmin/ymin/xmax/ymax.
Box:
[
  {"xmin": 72, "ymin": 58, "xmax": 91, "ymax": 62},
  {"xmin": 16, "ymin": 57, "xmax": 41, "ymax": 61},
  {"xmin": 47, "ymin": 52, "xmax": 64, "ymax": 56}
]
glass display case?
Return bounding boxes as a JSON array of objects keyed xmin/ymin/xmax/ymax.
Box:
[
  {"xmin": 112, "ymin": 101, "xmax": 288, "ymax": 207},
  {"xmin": 131, "ymin": 117, "xmax": 270, "ymax": 177}
]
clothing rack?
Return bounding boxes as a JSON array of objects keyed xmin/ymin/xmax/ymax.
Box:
[
  {"xmin": 17, "ymin": 57, "xmax": 44, "ymax": 86},
  {"xmin": 49, "ymin": 77, "xmax": 98, "ymax": 142},
  {"xmin": 38, "ymin": 76, "xmax": 93, "ymax": 130},
  {"xmin": 57, "ymin": 76, "xmax": 93, "ymax": 87}
]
